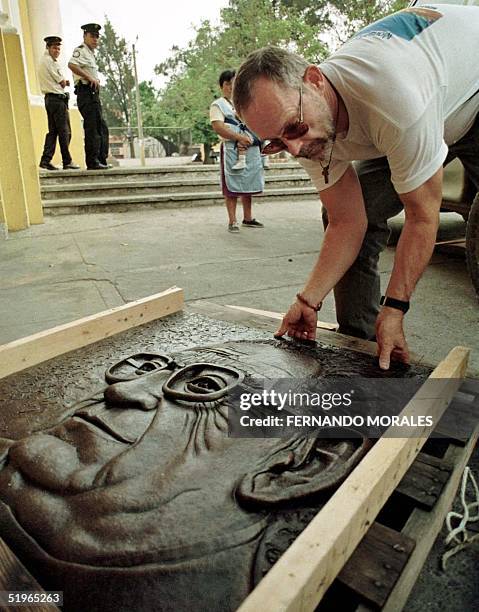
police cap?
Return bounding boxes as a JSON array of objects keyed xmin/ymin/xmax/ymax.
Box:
[
  {"xmin": 44, "ymin": 36, "xmax": 62, "ymax": 45},
  {"xmin": 81, "ymin": 23, "xmax": 101, "ymax": 35}
]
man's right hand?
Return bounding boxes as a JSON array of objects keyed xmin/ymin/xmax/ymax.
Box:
[
  {"xmin": 275, "ymin": 301, "xmax": 317, "ymax": 341},
  {"xmin": 89, "ymin": 78, "xmax": 100, "ymax": 91}
]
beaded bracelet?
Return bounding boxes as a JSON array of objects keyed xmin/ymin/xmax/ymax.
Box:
[{"xmin": 296, "ymin": 292, "xmax": 322, "ymax": 312}]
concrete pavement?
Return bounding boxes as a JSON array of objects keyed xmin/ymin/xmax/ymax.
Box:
[{"xmin": 1, "ymin": 197, "xmax": 478, "ymax": 373}]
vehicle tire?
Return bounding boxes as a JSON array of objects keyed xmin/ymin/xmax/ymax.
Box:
[{"xmin": 465, "ymin": 193, "xmax": 479, "ymax": 299}]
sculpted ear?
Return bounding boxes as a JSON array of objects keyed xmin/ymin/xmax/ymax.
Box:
[{"xmin": 236, "ymin": 431, "xmax": 370, "ymax": 507}]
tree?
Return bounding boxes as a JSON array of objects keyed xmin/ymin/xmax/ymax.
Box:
[
  {"xmin": 154, "ymin": 0, "xmax": 328, "ymax": 161},
  {"xmin": 279, "ymin": 1, "xmax": 409, "ymax": 47},
  {"xmin": 95, "ymin": 17, "xmax": 135, "ymax": 134}
]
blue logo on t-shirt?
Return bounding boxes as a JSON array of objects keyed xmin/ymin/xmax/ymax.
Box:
[{"xmin": 354, "ymin": 8, "xmax": 442, "ymax": 42}]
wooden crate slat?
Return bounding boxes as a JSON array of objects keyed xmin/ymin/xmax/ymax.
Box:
[
  {"xmin": 0, "ymin": 287, "xmax": 184, "ymax": 380},
  {"xmin": 412, "ymin": 451, "xmax": 454, "ymax": 471},
  {"xmin": 224, "ymin": 304, "xmax": 338, "ymax": 331},
  {"xmin": 395, "ymin": 456, "xmax": 452, "ymax": 510},
  {"xmin": 336, "ymin": 522, "xmax": 415, "ymax": 609}
]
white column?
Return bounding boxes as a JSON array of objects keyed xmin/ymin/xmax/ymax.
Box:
[{"xmin": 26, "ymin": 0, "xmax": 62, "ymax": 69}]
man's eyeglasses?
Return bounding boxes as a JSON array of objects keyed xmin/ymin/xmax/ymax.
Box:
[{"xmin": 261, "ymin": 84, "xmax": 309, "ymax": 155}]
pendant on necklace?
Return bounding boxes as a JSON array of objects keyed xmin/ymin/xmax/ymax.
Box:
[{"xmin": 322, "ymin": 166, "xmax": 329, "ymax": 184}]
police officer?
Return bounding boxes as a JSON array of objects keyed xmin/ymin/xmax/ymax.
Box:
[
  {"xmin": 39, "ymin": 36, "xmax": 79, "ymax": 171},
  {"xmin": 68, "ymin": 23, "xmax": 110, "ymax": 170}
]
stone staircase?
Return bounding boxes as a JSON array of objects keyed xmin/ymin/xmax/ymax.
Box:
[{"xmin": 39, "ymin": 162, "xmax": 316, "ymax": 214}]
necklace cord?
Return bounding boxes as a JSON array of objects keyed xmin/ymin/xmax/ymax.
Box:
[{"xmin": 319, "ymin": 94, "xmax": 340, "ymax": 184}]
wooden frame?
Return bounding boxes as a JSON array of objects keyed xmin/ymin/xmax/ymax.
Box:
[
  {"xmin": 0, "ymin": 296, "xmax": 472, "ymax": 612},
  {"xmin": 0, "ymin": 287, "xmax": 183, "ymax": 379}
]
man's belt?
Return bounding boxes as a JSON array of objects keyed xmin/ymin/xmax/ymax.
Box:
[{"xmin": 45, "ymin": 93, "xmax": 68, "ymax": 99}]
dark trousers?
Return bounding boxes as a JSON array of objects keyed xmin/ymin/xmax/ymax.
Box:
[
  {"xmin": 40, "ymin": 95, "xmax": 72, "ymax": 166},
  {"xmin": 326, "ymin": 112, "xmax": 479, "ymax": 340},
  {"xmin": 76, "ymin": 85, "xmax": 109, "ymax": 168}
]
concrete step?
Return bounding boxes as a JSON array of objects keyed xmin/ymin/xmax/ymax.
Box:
[
  {"xmin": 43, "ymin": 185, "xmax": 318, "ymax": 215},
  {"xmin": 41, "ymin": 173, "xmax": 312, "ymax": 201},
  {"xmin": 39, "ymin": 162, "xmax": 307, "ymax": 184}
]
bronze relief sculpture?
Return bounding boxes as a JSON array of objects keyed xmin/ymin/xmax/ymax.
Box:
[{"xmin": 0, "ymin": 339, "xmax": 421, "ymax": 611}]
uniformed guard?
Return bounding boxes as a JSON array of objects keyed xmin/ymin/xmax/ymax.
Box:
[
  {"xmin": 68, "ymin": 23, "xmax": 110, "ymax": 170},
  {"xmin": 38, "ymin": 36, "xmax": 80, "ymax": 171}
]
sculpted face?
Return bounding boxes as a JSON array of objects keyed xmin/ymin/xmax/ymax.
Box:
[
  {"xmin": 0, "ymin": 340, "xmax": 368, "ymax": 611},
  {"xmin": 241, "ymin": 75, "xmax": 335, "ymax": 161}
]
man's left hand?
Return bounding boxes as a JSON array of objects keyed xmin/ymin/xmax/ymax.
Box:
[{"xmin": 375, "ymin": 308, "xmax": 410, "ymax": 370}]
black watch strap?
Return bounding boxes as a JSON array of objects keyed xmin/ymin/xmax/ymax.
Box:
[{"xmin": 380, "ymin": 295, "xmax": 410, "ymax": 314}]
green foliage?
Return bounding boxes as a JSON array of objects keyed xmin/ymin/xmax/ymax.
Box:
[
  {"xmin": 95, "ymin": 17, "xmax": 135, "ymax": 128},
  {"xmin": 280, "ymin": 1, "xmax": 409, "ymax": 46},
  {"xmin": 154, "ymin": 0, "xmax": 329, "ymax": 149}
]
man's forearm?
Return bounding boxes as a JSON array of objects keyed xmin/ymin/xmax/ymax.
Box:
[
  {"xmin": 68, "ymin": 63, "xmax": 92, "ymax": 82},
  {"xmin": 385, "ymin": 168, "xmax": 443, "ymax": 301},
  {"xmin": 385, "ymin": 218, "xmax": 438, "ymax": 300},
  {"xmin": 303, "ymin": 221, "xmax": 366, "ymax": 303}
]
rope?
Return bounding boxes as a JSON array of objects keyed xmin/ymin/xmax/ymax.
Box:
[{"xmin": 441, "ymin": 466, "xmax": 479, "ymax": 570}]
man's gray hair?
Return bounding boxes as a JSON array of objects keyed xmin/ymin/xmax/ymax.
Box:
[{"xmin": 233, "ymin": 46, "xmax": 309, "ymax": 115}]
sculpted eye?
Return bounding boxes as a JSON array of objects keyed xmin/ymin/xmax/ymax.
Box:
[
  {"xmin": 105, "ymin": 353, "xmax": 174, "ymax": 383},
  {"xmin": 163, "ymin": 363, "xmax": 244, "ymax": 402}
]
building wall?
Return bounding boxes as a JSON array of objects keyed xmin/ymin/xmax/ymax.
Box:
[
  {"xmin": 0, "ymin": 0, "xmax": 86, "ymax": 234},
  {"xmin": 0, "ymin": 13, "xmax": 41, "ymax": 231}
]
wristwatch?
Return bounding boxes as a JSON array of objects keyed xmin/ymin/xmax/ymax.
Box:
[{"xmin": 380, "ymin": 295, "xmax": 410, "ymax": 314}]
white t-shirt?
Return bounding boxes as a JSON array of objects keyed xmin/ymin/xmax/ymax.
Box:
[
  {"xmin": 38, "ymin": 52, "xmax": 66, "ymax": 95},
  {"xmin": 210, "ymin": 97, "xmax": 236, "ymax": 142},
  {"xmin": 301, "ymin": 4, "xmax": 479, "ymax": 194}
]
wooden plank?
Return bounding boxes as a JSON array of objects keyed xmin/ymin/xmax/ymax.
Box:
[
  {"xmin": 336, "ymin": 522, "xmax": 415, "ymax": 609},
  {"xmin": 238, "ymin": 346, "xmax": 469, "ymax": 612},
  {"xmin": 395, "ymin": 456, "xmax": 452, "ymax": 510},
  {"xmin": 0, "ymin": 538, "xmax": 59, "ymax": 611},
  {"xmin": 435, "ymin": 239, "xmax": 466, "ymax": 247},
  {"xmin": 0, "ymin": 287, "xmax": 184, "ymax": 380},
  {"xmin": 434, "ymin": 238, "xmax": 466, "ymax": 257},
  {"xmin": 224, "ymin": 304, "xmax": 338, "ymax": 331},
  {"xmin": 381, "ymin": 427, "xmax": 479, "ymax": 612}
]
